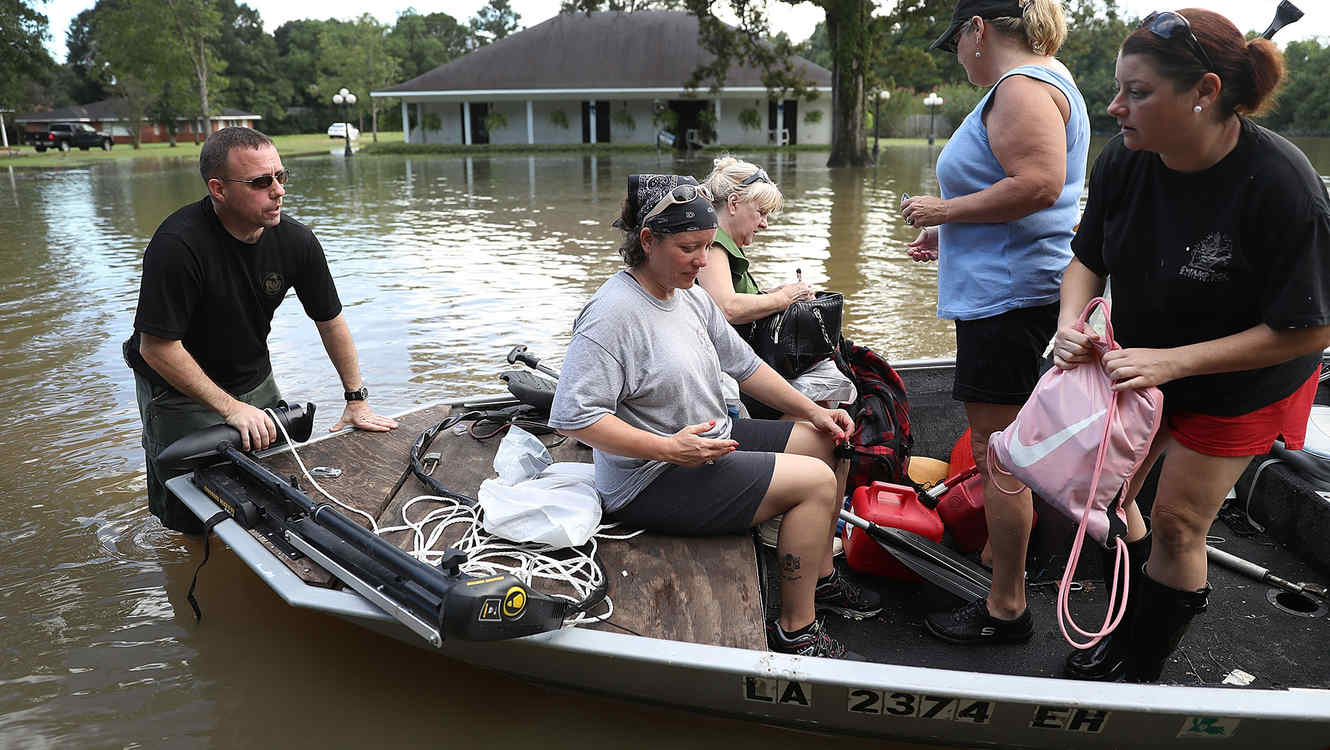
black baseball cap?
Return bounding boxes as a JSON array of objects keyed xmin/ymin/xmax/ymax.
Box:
[{"xmin": 928, "ymin": 0, "xmax": 1025, "ymax": 52}]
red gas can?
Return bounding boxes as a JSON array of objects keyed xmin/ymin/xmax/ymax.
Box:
[
  {"xmin": 843, "ymin": 482, "xmax": 945, "ymax": 580},
  {"xmin": 934, "ymin": 468, "xmax": 1038, "ymax": 555}
]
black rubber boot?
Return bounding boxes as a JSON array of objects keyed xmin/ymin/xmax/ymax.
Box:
[
  {"xmin": 1124, "ymin": 567, "xmax": 1210, "ymax": 684},
  {"xmin": 1064, "ymin": 534, "xmax": 1151, "ymax": 680}
]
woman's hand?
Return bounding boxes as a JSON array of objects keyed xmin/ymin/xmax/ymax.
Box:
[
  {"xmin": 901, "ymin": 195, "xmax": 949, "ymax": 229},
  {"xmin": 906, "ymin": 227, "xmax": 939, "ymax": 262},
  {"xmin": 1051, "ymin": 320, "xmax": 1099, "ymax": 370},
  {"xmin": 1102, "ymin": 347, "xmax": 1187, "ymax": 391},
  {"xmin": 663, "ymin": 420, "xmax": 739, "ymax": 466},
  {"xmin": 808, "ymin": 407, "xmax": 854, "ymax": 444},
  {"xmin": 769, "ymin": 281, "xmax": 814, "ymax": 307}
]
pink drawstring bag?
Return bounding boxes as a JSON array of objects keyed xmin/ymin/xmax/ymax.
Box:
[{"xmin": 987, "ymin": 297, "xmax": 1163, "ymax": 649}]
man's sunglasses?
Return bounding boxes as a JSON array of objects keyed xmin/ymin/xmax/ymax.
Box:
[
  {"xmin": 220, "ymin": 169, "xmax": 291, "ymax": 190},
  {"xmin": 642, "ymin": 183, "xmax": 713, "ymax": 224},
  {"xmin": 738, "ymin": 168, "xmax": 772, "ymax": 187},
  {"xmin": 1140, "ymin": 10, "xmax": 1215, "ymax": 73}
]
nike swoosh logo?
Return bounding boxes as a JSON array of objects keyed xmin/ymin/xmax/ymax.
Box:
[{"xmin": 1005, "ymin": 408, "xmax": 1106, "ymax": 468}]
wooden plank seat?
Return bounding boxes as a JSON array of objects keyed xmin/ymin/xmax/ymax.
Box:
[{"xmin": 254, "ymin": 403, "xmax": 766, "ymax": 651}]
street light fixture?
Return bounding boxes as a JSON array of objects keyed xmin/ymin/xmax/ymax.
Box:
[
  {"xmin": 924, "ymin": 92, "xmax": 944, "ymax": 146},
  {"xmin": 872, "ymin": 89, "xmax": 890, "ymax": 163},
  {"xmin": 332, "ymin": 88, "xmax": 357, "ymax": 158}
]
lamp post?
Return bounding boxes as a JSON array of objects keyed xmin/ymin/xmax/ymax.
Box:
[
  {"xmin": 332, "ymin": 88, "xmax": 357, "ymax": 157},
  {"xmin": 924, "ymin": 92, "xmax": 944, "ymax": 146},
  {"xmin": 872, "ymin": 89, "xmax": 890, "ymax": 163}
]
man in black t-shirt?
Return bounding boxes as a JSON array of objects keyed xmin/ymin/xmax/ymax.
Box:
[{"xmin": 126, "ymin": 127, "xmax": 397, "ymax": 533}]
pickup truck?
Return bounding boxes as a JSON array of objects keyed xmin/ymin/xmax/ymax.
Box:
[{"xmin": 27, "ymin": 122, "xmax": 115, "ymax": 152}]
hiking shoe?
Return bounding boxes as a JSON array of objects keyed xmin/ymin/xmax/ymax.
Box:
[
  {"xmin": 759, "ymin": 514, "xmax": 844, "ymax": 556},
  {"xmin": 815, "ymin": 569, "xmax": 882, "ymax": 620},
  {"xmin": 767, "ymin": 618, "xmax": 850, "ymax": 658},
  {"xmin": 924, "ymin": 598, "xmax": 1033, "ymax": 645}
]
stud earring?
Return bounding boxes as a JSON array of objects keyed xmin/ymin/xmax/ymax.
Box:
[
  {"xmin": 1193, "ymin": 105, "xmax": 1203, "ymax": 113},
  {"xmin": 975, "ymin": 50, "xmax": 982, "ymax": 58}
]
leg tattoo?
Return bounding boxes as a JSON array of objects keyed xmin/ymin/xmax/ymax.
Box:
[{"xmin": 782, "ymin": 553, "xmax": 802, "ymax": 582}]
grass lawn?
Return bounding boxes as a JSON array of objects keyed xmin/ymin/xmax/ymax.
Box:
[{"xmin": 2, "ymin": 132, "xmax": 404, "ymax": 169}]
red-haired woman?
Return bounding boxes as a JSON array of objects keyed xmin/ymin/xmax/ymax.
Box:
[{"xmin": 1054, "ymin": 8, "xmax": 1330, "ymax": 683}]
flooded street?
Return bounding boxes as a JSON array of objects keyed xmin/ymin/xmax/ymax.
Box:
[{"xmin": 2, "ymin": 141, "xmax": 1328, "ymax": 747}]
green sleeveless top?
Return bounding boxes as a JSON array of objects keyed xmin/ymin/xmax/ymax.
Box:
[{"xmin": 712, "ymin": 227, "xmax": 761, "ymax": 295}]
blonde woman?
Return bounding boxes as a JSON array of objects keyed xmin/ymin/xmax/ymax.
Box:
[
  {"xmin": 899, "ymin": 0, "xmax": 1090, "ymax": 645},
  {"xmin": 698, "ymin": 156, "xmax": 857, "ymax": 420}
]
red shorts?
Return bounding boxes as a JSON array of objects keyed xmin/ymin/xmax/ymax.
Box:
[{"xmin": 1168, "ymin": 366, "xmax": 1321, "ymax": 457}]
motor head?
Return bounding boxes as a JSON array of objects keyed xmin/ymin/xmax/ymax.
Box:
[
  {"xmin": 157, "ymin": 400, "xmax": 317, "ymax": 472},
  {"xmin": 1261, "ymin": 1, "xmax": 1303, "ymax": 40}
]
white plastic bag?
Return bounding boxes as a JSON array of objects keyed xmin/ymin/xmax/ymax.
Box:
[
  {"xmin": 492, "ymin": 425, "xmax": 553, "ymax": 485},
  {"xmin": 788, "ymin": 357, "xmax": 858, "ymax": 405},
  {"xmin": 479, "ymin": 463, "xmax": 601, "ymax": 548}
]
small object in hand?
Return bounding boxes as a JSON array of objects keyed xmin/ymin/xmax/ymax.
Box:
[
  {"xmin": 901, "ymin": 192, "xmax": 915, "ymax": 226},
  {"xmin": 422, "ymin": 451, "xmax": 441, "ymax": 476},
  {"xmin": 706, "ymin": 459, "xmax": 715, "ymax": 465},
  {"xmin": 796, "ymin": 268, "xmax": 802, "ymax": 283},
  {"xmin": 310, "ymin": 466, "xmax": 342, "ymax": 479}
]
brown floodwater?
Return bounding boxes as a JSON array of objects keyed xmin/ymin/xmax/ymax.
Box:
[{"xmin": 2, "ymin": 140, "xmax": 1328, "ymax": 748}]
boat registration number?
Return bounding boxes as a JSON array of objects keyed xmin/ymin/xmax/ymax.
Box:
[{"xmin": 845, "ymin": 689, "xmax": 994, "ymax": 723}]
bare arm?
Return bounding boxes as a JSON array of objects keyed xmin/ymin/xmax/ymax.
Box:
[
  {"xmin": 315, "ymin": 313, "xmax": 398, "ymax": 433},
  {"xmin": 558, "ymin": 413, "xmax": 737, "ymax": 467},
  {"xmin": 1104, "ymin": 323, "xmax": 1330, "ymax": 392},
  {"xmin": 139, "ymin": 332, "xmax": 276, "ymax": 451},
  {"xmin": 697, "ymin": 247, "xmax": 806, "ymax": 324},
  {"xmin": 739, "ymin": 363, "xmax": 853, "ymax": 440},
  {"xmin": 901, "ymin": 77, "xmax": 1068, "ymax": 227}
]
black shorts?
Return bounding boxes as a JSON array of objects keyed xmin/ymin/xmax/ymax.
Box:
[
  {"xmin": 953, "ymin": 302, "xmax": 1058, "ymax": 405},
  {"xmin": 607, "ymin": 419, "xmax": 796, "ymax": 536}
]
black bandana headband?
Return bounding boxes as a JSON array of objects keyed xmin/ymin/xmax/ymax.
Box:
[{"xmin": 612, "ymin": 173, "xmax": 717, "ymax": 235}]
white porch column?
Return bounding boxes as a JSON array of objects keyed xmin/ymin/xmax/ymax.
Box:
[
  {"xmin": 714, "ymin": 98, "xmax": 721, "ymax": 121},
  {"xmin": 589, "ymin": 101, "xmax": 597, "ymax": 144},
  {"xmin": 400, "ymin": 100, "xmax": 409, "ymax": 143},
  {"xmin": 526, "ymin": 100, "xmax": 534, "ymax": 145},
  {"xmin": 463, "ymin": 101, "xmax": 472, "ymax": 145},
  {"xmin": 416, "ymin": 102, "xmax": 425, "ymax": 144},
  {"xmin": 1, "ymin": 111, "xmax": 8, "ymax": 149}
]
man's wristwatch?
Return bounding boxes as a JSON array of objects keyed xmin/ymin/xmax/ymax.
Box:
[{"xmin": 344, "ymin": 386, "xmax": 369, "ymax": 402}]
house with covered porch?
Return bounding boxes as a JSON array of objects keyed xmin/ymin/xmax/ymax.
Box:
[{"xmin": 371, "ymin": 11, "xmax": 832, "ymax": 148}]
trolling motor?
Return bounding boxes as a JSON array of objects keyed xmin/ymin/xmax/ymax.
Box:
[
  {"xmin": 1261, "ymin": 1, "xmax": 1303, "ymax": 41},
  {"xmin": 159, "ymin": 406, "xmax": 570, "ymax": 646},
  {"xmin": 157, "ymin": 400, "xmax": 316, "ymax": 472}
]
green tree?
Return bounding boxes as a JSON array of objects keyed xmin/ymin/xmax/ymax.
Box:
[
  {"xmin": 61, "ymin": 9, "xmax": 112, "ymax": 104},
  {"xmin": 1, "ymin": 1, "xmax": 59, "ymax": 111},
  {"xmin": 470, "ymin": 0, "xmax": 521, "ymax": 45},
  {"xmin": 388, "ymin": 9, "xmax": 470, "ymax": 80},
  {"xmin": 274, "ymin": 19, "xmax": 334, "ymax": 132},
  {"xmin": 314, "ymin": 14, "xmax": 399, "ymax": 140},
  {"xmin": 90, "ymin": 0, "xmax": 196, "ymax": 148},
  {"xmin": 1260, "ymin": 39, "xmax": 1330, "ymax": 136},
  {"xmin": 162, "ymin": 0, "xmax": 227, "ymax": 144},
  {"xmin": 214, "ymin": 0, "xmax": 291, "ymax": 127},
  {"xmin": 1058, "ymin": 0, "xmax": 1132, "ymax": 132}
]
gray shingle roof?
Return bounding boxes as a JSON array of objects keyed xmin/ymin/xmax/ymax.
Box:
[{"xmin": 376, "ymin": 10, "xmax": 831, "ymax": 94}]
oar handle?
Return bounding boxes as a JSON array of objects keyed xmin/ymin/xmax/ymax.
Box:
[{"xmin": 1206, "ymin": 544, "xmax": 1269, "ymax": 581}]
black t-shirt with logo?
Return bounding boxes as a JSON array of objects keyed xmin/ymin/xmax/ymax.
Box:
[
  {"xmin": 1072, "ymin": 119, "xmax": 1330, "ymax": 416},
  {"xmin": 125, "ymin": 196, "xmax": 342, "ymax": 395}
]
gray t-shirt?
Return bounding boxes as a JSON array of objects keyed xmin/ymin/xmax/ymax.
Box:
[{"xmin": 549, "ymin": 270, "xmax": 762, "ymax": 512}]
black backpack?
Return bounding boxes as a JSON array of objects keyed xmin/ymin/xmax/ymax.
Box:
[{"xmin": 834, "ymin": 339, "xmax": 913, "ymax": 491}]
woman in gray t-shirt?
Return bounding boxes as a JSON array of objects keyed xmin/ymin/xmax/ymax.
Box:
[{"xmin": 550, "ymin": 174, "xmax": 879, "ymax": 660}]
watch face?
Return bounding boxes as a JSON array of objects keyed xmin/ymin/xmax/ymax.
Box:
[{"xmin": 346, "ymin": 386, "xmax": 368, "ymax": 401}]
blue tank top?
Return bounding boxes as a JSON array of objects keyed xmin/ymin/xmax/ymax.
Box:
[{"xmin": 934, "ymin": 64, "xmax": 1090, "ymax": 321}]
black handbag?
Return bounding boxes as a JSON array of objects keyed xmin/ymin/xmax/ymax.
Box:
[{"xmin": 748, "ymin": 291, "xmax": 844, "ymax": 379}]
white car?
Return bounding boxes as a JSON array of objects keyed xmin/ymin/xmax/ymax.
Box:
[{"xmin": 327, "ymin": 122, "xmax": 360, "ymax": 140}]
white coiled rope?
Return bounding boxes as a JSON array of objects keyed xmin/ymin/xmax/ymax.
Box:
[{"xmin": 267, "ymin": 409, "xmax": 639, "ymax": 626}]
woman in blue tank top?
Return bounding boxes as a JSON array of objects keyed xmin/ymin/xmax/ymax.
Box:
[{"xmin": 899, "ymin": 0, "xmax": 1090, "ymax": 646}]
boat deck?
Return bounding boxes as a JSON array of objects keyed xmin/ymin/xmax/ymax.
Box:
[
  {"xmin": 244, "ymin": 361, "xmax": 1330, "ymax": 690},
  {"xmin": 254, "ymin": 404, "xmax": 767, "ymax": 651}
]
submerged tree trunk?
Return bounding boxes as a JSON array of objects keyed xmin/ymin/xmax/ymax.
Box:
[{"xmin": 824, "ymin": 0, "xmax": 871, "ymax": 167}]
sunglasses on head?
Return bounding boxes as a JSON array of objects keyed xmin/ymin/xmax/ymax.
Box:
[
  {"xmin": 738, "ymin": 168, "xmax": 772, "ymax": 187},
  {"xmin": 642, "ymin": 183, "xmax": 713, "ymax": 225},
  {"xmin": 1140, "ymin": 10, "xmax": 1215, "ymax": 73},
  {"xmin": 221, "ymin": 169, "xmax": 291, "ymax": 190}
]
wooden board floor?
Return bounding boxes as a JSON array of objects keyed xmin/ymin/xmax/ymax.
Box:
[{"xmin": 254, "ymin": 403, "xmax": 766, "ymax": 650}]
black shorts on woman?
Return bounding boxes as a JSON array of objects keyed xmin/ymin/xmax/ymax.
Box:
[
  {"xmin": 608, "ymin": 419, "xmax": 795, "ymax": 535},
  {"xmin": 952, "ymin": 302, "xmax": 1059, "ymax": 404}
]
